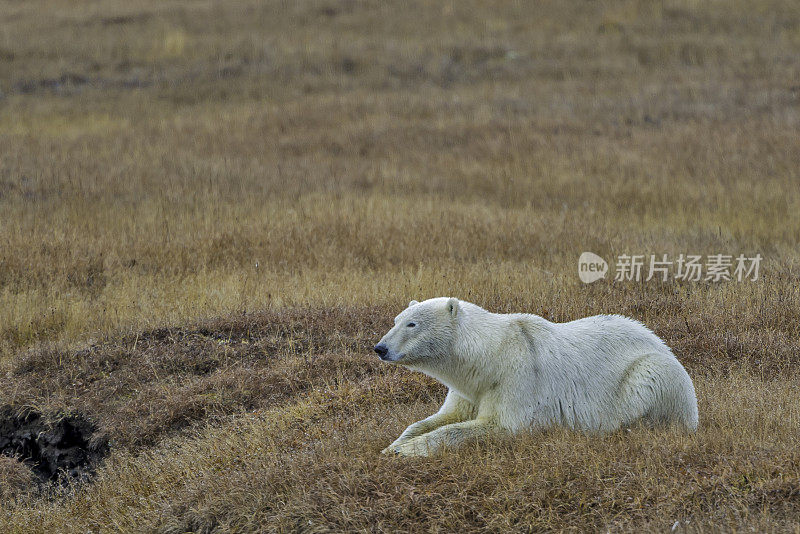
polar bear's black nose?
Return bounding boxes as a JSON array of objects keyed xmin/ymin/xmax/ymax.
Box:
[{"xmin": 374, "ymin": 344, "xmax": 388, "ymax": 358}]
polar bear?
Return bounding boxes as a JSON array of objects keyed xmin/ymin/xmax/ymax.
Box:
[{"xmin": 374, "ymin": 297, "xmax": 698, "ymax": 457}]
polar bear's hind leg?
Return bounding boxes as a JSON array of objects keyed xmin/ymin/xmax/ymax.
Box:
[{"xmin": 616, "ymin": 353, "xmax": 698, "ymax": 431}]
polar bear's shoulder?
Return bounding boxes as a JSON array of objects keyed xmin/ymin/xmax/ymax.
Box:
[{"xmin": 492, "ymin": 313, "xmax": 556, "ymax": 350}]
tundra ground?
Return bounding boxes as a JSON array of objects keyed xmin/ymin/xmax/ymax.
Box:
[{"xmin": 1, "ymin": 0, "xmax": 799, "ymax": 531}]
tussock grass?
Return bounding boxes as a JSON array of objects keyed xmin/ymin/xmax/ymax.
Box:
[{"xmin": 1, "ymin": 0, "xmax": 800, "ymax": 530}]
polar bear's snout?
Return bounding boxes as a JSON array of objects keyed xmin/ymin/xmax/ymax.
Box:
[
  {"xmin": 374, "ymin": 342, "xmax": 402, "ymax": 362},
  {"xmin": 373, "ymin": 344, "xmax": 390, "ymax": 360}
]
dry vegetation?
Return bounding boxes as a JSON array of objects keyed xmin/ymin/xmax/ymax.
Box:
[{"xmin": 1, "ymin": 0, "xmax": 799, "ymax": 531}]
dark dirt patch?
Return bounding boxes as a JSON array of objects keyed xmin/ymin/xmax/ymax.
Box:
[
  {"xmin": 98, "ymin": 13, "xmax": 153, "ymax": 26},
  {"xmin": 12, "ymin": 73, "xmax": 151, "ymax": 95},
  {"xmin": 0, "ymin": 408, "xmax": 108, "ymax": 483},
  {"xmin": 14, "ymin": 73, "xmax": 90, "ymax": 94}
]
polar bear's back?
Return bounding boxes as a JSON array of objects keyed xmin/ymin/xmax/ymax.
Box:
[{"xmin": 556, "ymin": 314, "xmax": 673, "ymax": 359}]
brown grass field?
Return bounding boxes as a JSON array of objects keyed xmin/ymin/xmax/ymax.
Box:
[{"xmin": 1, "ymin": 0, "xmax": 800, "ymax": 531}]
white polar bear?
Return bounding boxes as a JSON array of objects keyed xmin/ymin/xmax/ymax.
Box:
[{"xmin": 374, "ymin": 297, "xmax": 698, "ymax": 457}]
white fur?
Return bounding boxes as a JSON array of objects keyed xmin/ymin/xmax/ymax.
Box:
[{"xmin": 376, "ymin": 297, "xmax": 698, "ymax": 456}]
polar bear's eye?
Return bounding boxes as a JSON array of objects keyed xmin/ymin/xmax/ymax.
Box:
[{"xmin": 406, "ymin": 322, "xmax": 416, "ymax": 328}]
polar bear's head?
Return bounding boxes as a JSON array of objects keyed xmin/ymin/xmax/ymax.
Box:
[{"xmin": 374, "ymin": 297, "xmax": 460, "ymax": 365}]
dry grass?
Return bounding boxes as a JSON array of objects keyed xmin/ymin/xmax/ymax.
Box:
[
  {"xmin": 1, "ymin": 0, "xmax": 800, "ymax": 531},
  {"xmin": 0, "ymin": 456, "xmax": 35, "ymax": 503}
]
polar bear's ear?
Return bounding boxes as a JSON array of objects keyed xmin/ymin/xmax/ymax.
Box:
[
  {"xmin": 446, "ymin": 298, "xmax": 459, "ymax": 318},
  {"xmin": 408, "ymin": 300, "xmax": 419, "ymax": 307}
]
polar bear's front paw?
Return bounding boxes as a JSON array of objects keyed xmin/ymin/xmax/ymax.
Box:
[
  {"xmin": 385, "ymin": 438, "xmax": 432, "ymax": 457},
  {"xmin": 380, "ymin": 445, "xmax": 399, "ymax": 455},
  {"xmin": 381, "ymin": 443, "xmax": 420, "ymax": 457},
  {"xmin": 381, "ymin": 439, "xmax": 405, "ymax": 455}
]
